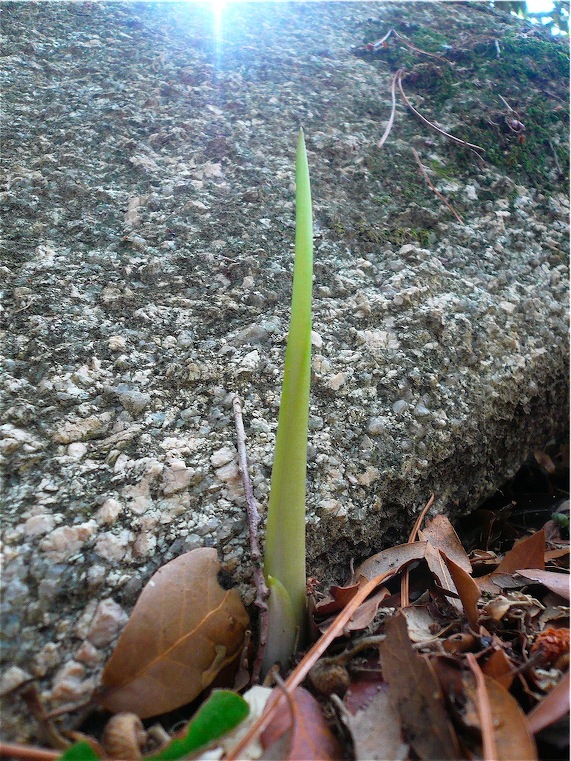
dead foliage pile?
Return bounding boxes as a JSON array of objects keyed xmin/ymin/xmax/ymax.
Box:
[{"xmin": 1, "ymin": 446, "xmax": 568, "ymax": 761}]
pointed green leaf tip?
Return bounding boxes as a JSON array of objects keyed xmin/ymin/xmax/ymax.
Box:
[
  {"xmin": 147, "ymin": 690, "xmax": 249, "ymax": 760},
  {"xmin": 263, "ymin": 128, "xmax": 313, "ymax": 671},
  {"xmin": 58, "ymin": 743, "xmax": 101, "ymax": 761}
]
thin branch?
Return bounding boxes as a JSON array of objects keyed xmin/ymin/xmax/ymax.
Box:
[
  {"xmin": 393, "ymin": 30, "xmax": 450, "ymax": 62},
  {"xmin": 367, "ymin": 28, "xmax": 450, "ymax": 63},
  {"xmin": 232, "ymin": 395, "xmax": 269, "ymax": 685},
  {"xmin": 498, "ymin": 93, "xmax": 516, "ymax": 113},
  {"xmin": 548, "ymin": 140, "xmax": 563, "ymax": 174},
  {"xmin": 407, "ymin": 493, "xmax": 436, "ymax": 543},
  {"xmin": 412, "ymin": 148, "xmax": 465, "ymax": 224},
  {"xmin": 398, "ymin": 73, "xmax": 485, "ymax": 155},
  {"xmin": 0, "ymin": 743, "xmax": 58, "ymax": 761},
  {"xmin": 466, "ymin": 653, "xmax": 499, "ymax": 761},
  {"xmin": 366, "ymin": 28, "xmax": 394, "ymax": 50},
  {"xmin": 378, "ymin": 68, "xmax": 400, "ymax": 148},
  {"xmin": 402, "ymin": 494, "xmax": 436, "ymax": 607}
]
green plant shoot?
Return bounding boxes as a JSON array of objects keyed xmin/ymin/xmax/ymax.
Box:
[{"xmin": 262, "ymin": 129, "xmax": 313, "ymax": 671}]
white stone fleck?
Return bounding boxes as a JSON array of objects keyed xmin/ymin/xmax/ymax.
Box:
[
  {"xmin": 32, "ymin": 643, "xmax": 61, "ymax": 677},
  {"xmin": 235, "ymin": 349, "xmax": 260, "ymax": 373},
  {"xmin": 0, "ymin": 666, "xmax": 32, "ymax": 697},
  {"xmin": 24, "ymin": 513, "xmax": 55, "ymax": 538},
  {"xmin": 50, "ymin": 661, "xmax": 94, "ymax": 704},
  {"xmin": 67, "ymin": 442, "xmax": 88, "ymax": 459},
  {"xmin": 74, "ymin": 640, "xmax": 104, "ymax": 667},
  {"xmin": 133, "ymin": 531, "xmax": 157, "ymax": 558},
  {"xmin": 357, "ymin": 466, "xmax": 379, "ymax": 486},
  {"xmin": 326, "ymin": 372, "xmax": 347, "ymax": 391},
  {"xmin": 86, "ymin": 598, "xmax": 128, "ymax": 647},
  {"xmin": 210, "ymin": 446, "xmax": 236, "ymax": 468},
  {"xmin": 311, "ymin": 330, "xmax": 323, "ymax": 348},
  {"xmin": 319, "ymin": 499, "xmax": 348, "ymax": 520},
  {"xmin": 52, "ymin": 413, "xmax": 112, "ymax": 444},
  {"xmin": 96, "ymin": 498, "xmax": 123, "ymax": 525},
  {"xmin": 38, "ymin": 522, "xmax": 97, "ymax": 560},
  {"xmin": 162, "ymin": 459, "xmax": 193, "ymax": 495},
  {"xmin": 367, "ymin": 417, "xmax": 387, "ymax": 435},
  {"xmin": 94, "ymin": 530, "xmax": 132, "ymax": 562}
]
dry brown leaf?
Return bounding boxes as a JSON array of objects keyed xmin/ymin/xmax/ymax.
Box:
[
  {"xmin": 526, "ymin": 670, "xmax": 570, "ymax": 734},
  {"xmin": 400, "ymin": 605, "xmax": 442, "ymax": 643},
  {"xmin": 477, "ymin": 531, "xmax": 546, "ymax": 594},
  {"xmin": 318, "ymin": 587, "xmax": 390, "ymax": 635},
  {"xmin": 516, "ymin": 569, "xmax": 570, "ymax": 600},
  {"xmin": 225, "ymin": 571, "xmax": 395, "ymax": 761},
  {"xmin": 481, "ymin": 648, "xmax": 514, "ymax": 690},
  {"xmin": 463, "ymin": 671, "xmax": 538, "ymax": 760},
  {"xmin": 545, "ymin": 548, "xmax": 570, "ymax": 562},
  {"xmin": 496, "ymin": 530, "xmax": 546, "ymax": 574},
  {"xmin": 99, "ymin": 548, "xmax": 249, "ymax": 718},
  {"xmin": 261, "ymin": 686, "xmax": 343, "ymax": 760},
  {"xmin": 314, "ymin": 583, "xmax": 360, "ymax": 617},
  {"xmin": 424, "ymin": 542, "xmax": 463, "ymax": 611},
  {"xmin": 441, "ymin": 551, "xmax": 480, "ymax": 628},
  {"xmin": 378, "ymin": 613, "xmax": 461, "ymax": 760},
  {"xmin": 351, "ymin": 541, "xmax": 428, "ymax": 583},
  {"xmin": 340, "ymin": 679, "xmax": 408, "ymax": 761},
  {"xmin": 420, "ymin": 515, "xmax": 472, "ymax": 573}
]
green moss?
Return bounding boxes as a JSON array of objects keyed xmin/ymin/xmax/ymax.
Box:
[
  {"xmin": 355, "ymin": 18, "xmax": 569, "ymax": 192},
  {"xmin": 386, "ymin": 227, "xmax": 433, "ymax": 247},
  {"xmin": 428, "ymin": 158, "xmax": 454, "ymax": 179}
]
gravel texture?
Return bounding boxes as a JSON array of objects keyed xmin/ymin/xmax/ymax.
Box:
[{"xmin": 1, "ymin": 0, "xmax": 569, "ymax": 741}]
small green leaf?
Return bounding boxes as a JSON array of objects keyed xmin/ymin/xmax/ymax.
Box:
[
  {"xmin": 58, "ymin": 742, "xmax": 101, "ymax": 761},
  {"xmin": 146, "ymin": 689, "xmax": 250, "ymax": 760}
]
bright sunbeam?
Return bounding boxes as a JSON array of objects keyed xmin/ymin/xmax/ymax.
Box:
[
  {"xmin": 209, "ymin": 0, "xmax": 227, "ymax": 40},
  {"xmin": 526, "ymin": 0, "xmax": 554, "ymax": 12}
]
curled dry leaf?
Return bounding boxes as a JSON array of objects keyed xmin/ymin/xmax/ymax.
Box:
[
  {"xmin": 379, "ymin": 613, "xmax": 461, "ymax": 761},
  {"xmin": 317, "ymin": 586, "xmax": 390, "ymax": 635},
  {"xmin": 99, "ymin": 548, "xmax": 249, "ymax": 718},
  {"xmin": 440, "ymin": 550, "xmax": 480, "ymax": 628},
  {"xmin": 101, "ymin": 713, "xmax": 146, "ymax": 760},
  {"xmin": 526, "ymin": 669, "xmax": 570, "ymax": 735},
  {"xmin": 477, "ymin": 531, "xmax": 546, "ymax": 594},
  {"xmin": 314, "ymin": 583, "xmax": 360, "ymax": 617},
  {"xmin": 516, "ymin": 569, "xmax": 570, "ymax": 601},
  {"xmin": 338, "ymin": 678, "xmax": 408, "ymax": 761},
  {"xmin": 350, "ymin": 541, "xmax": 428, "ymax": 583},
  {"xmin": 420, "ymin": 515, "xmax": 472, "ymax": 573},
  {"xmin": 400, "ymin": 605, "xmax": 443, "ymax": 643},
  {"xmin": 533, "ymin": 449, "xmax": 557, "ymax": 474},
  {"xmin": 481, "ymin": 648, "xmax": 514, "ymax": 690},
  {"xmin": 496, "ymin": 530, "xmax": 546, "ymax": 575},
  {"xmin": 261, "ymin": 686, "xmax": 343, "ymax": 761},
  {"xmin": 463, "ymin": 672, "xmax": 538, "ymax": 760}
]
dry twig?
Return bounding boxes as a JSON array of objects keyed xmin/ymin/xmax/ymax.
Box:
[
  {"xmin": 467, "ymin": 653, "xmax": 499, "ymax": 761},
  {"xmin": 378, "ymin": 69, "xmax": 399, "ymax": 148},
  {"xmin": 397, "ymin": 73, "xmax": 485, "ymax": 156},
  {"xmin": 232, "ymin": 396, "xmax": 269, "ymax": 684},
  {"xmin": 411, "ymin": 149, "xmax": 464, "ymax": 224}
]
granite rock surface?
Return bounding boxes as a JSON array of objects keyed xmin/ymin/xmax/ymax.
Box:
[{"xmin": 1, "ymin": 0, "xmax": 568, "ymax": 741}]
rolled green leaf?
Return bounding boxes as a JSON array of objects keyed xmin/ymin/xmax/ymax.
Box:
[
  {"xmin": 263, "ymin": 128, "xmax": 313, "ymax": 670},
  {"xmin": 146, "ymin": 690, "xmax": 249, "ymax": 760}
]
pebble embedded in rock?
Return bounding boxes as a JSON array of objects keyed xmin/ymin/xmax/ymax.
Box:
[{"xmin": 86, "ymin": 598, "xmax": 129, "ymax": 648}]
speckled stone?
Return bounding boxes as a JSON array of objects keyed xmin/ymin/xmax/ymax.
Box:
[{"xmin": 0, "ymin": 0, "xmax": 568, "ymax": 743}]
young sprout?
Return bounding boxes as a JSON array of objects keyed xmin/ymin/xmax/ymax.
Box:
[{"xmin": 262, "ymin": 129, "xmax": 313, "ymax": 672}]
